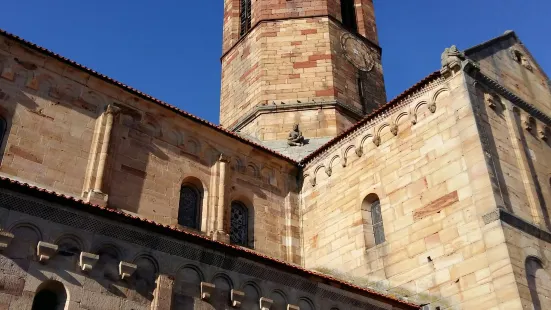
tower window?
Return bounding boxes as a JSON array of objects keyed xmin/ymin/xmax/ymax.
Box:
[
  {"xmin": 178, "ymin": 184, "xmax": 202, "ymax": 229},
  {"xmin": 240, "ymin": 0, "xmax": 252, "ymax": 37},
  {"xmin": 230, "ymin": 201, "xmax": 249, "ymax": 247},
  {"xmin": 341, "ymin": 0, "xmax": 358, "ymax": 32}
]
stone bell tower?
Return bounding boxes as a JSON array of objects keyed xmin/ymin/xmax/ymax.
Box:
[{"xmin": 220, "ymin": 0, "xmax": 386, "ymax": 144}]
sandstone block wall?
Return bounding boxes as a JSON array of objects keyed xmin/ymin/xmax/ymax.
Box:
[
  {"xmin": 467, "ymin": 33, "xmax": 551, "ymax": 116},
  {"xmin": 0, "ymin": 186, "xmax": 412, "ymax": 310},
  {"xmin": 464, "ymin": 37, "xmax": 551, "ymax": 309},
  {"xmin": 222, "ymin": 0, "xmax": 378, "ymax": 55},
  {"xmin": 300, "ymin": 72, "xmax": 512, "ymax": 308},
  {"xmin": 0, "ymin": 33, "xmax": 301, "ymax": 262}
]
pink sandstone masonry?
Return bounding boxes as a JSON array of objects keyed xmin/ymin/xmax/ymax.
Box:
[{"xmin": 220, "ymin": 0, "xmax": 385, "ymax": 141}]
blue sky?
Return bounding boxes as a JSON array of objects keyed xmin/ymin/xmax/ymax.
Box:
[{"xmin": 2, "ymin": 1, "xmax": 550, "ymax": 123}]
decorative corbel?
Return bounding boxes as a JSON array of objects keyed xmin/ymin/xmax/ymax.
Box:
[
  {"xmin": 390, "ymin": 124, "xmax": 398, "ymax": 136},
  {"xmin": 355, "ymin": 146, "xmax": 363, "ymax": 157},
  {"xmin": 411, "ymin": 113, "xmax": 417, "ymax": 125},
  {"xmin": 325, "ymin": 166, "xmax": 332, "ymax": 177},
  {"xmin": 79, "ymin": 252, "xmax": 99, "ymax": 272},
  {"xmin": 372, "ymin": 136, "xmax": 381, "ymax": 147},
  {"xmin": 37, "ymin": 241, "xmax": 58, "ymax": 263},
  {"xmin": 483, "ymin": 91, "xmax": 499, "ymax": 109},
  {"xmin": 260, "ymin": 297, "xmax": 274, "ymax": 310},
  {"xmin": 231, "ymin": 289, "xmax": 245, "ymax": 307},
  {"xmin": 523, "ymin": 115, "xmax": 533, "ymax": 131},
  {"xmin": 309, "ymin": 176, "xmax": 316, "ymax": 187},
  {"xmin": 201, "ymin": 282, "xmax": 215, "ymax": 301},
  {"xmin": 0, "ymin": 231, "xmax": 14, "ymax": 252},
  {"xmin": 119, "ymin": 261, "xmax": 137, "ymax": 280},
  {"xmin": 539, "ymin": 126, "xmax": 549, "ymax": 141},
  {"xmin": 428, "ymin": 103, "xmax": 437, "ymax": 113},
  {"xmin": 287, "ymin": 305, "xmax": 300, "ymax": 310}
]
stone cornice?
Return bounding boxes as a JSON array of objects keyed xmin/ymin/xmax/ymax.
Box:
[
  {"xmin": 483, "ymin": 208, "xmax": 551, "ymax": 244},
  {"xmin": 230, "ymin": 100, "xmax": 364, "ymax": 132}
]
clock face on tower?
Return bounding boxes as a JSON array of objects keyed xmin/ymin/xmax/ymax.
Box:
[{"xmin": 341, "ymin": 33, "xmax": 375, "ymax": 72}]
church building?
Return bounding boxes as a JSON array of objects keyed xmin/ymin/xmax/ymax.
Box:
[{"xmin": 0, "ymin": 0, "xmax": 550, "ymax": 309}]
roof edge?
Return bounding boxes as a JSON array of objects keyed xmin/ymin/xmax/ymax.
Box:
[
  {"xmin": 300, "ymin": 71, "xmax": 442, "ymax": 165},
  {"xmin": 464, "ymin": 30, "xmax": 518, "ymax": 55},
  {"xmin": 0, "ymin": 28, "xmax": 298, "ymax": 165},
  {"xmin": 0, "ymin": 176, "xmax": 419, "ymax": 308}
]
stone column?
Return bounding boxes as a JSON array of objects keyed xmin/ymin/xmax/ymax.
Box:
[
  {"xmin": 151, "ymin": 274, "xmax": 174, "ymax": 310},
  {"xmin": 213, "ymin": 154, "xmax": 230, "ymax": 243},
  {"xmin": 87, "ymin": 104, "xmax": 119, "ymax": 206}
]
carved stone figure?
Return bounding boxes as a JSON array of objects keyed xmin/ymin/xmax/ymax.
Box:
[
  {"xmin": 390, "ymin": 124, "xmax": 398, "ymax": 136},
  {"xmin": 510, "ymin": 48, "xmax": 533, "ymax": 70},
  {"xmin": 441, "ymin": 45, "xmax": 465, "ymax": 74},
  {"xmin": 287, "ymin": 124, "xmax": 305, "ymax": 146}
]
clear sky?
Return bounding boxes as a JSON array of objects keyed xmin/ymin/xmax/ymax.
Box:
[{"xmin": 2, "ymin": 1, "xmax": 550, "ymax": 123}]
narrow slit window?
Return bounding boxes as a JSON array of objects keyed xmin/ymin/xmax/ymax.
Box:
[
  {"xmin": 341, "ymin": 0, "xmax": 358, "ymax": 32},
  {"xmin": 240, "ymin": 0, "xmax": 252, "ymax": 37},
  {"xmin": 371, "ymin": 199, "xmax": 385, "ymax": 245}
]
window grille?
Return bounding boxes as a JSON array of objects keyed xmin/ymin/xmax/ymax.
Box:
[
  {"xmin": 240, "ymin": 0, "xmax": 252, "ymax": 37},
  {"xmin": 371, "ymin": 200, "xmax": 385, "ymax": 245},
  {"xmin": 341, "ymin": 0, "xmax": 358, "ymax": 32},
  {"xmin": 178, "ymin": 185, "xmax": 201, "ymax": 229},
  {"xmin": 230, "ymin": 201, "xmax": 248, "ymax": 246}
]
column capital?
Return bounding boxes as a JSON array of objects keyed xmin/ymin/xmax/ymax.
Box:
[
  {"xmin": 219, "ymin": 153, "xmax": 231, "ymax": 163},
  {"xmin": 105, "ymin": 103, "xmax": 120, "ymax": 115}
]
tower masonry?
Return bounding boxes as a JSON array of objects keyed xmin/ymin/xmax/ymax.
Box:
[{"xmin": 220, "ymin": 0, "xmax": 386, "ymax": 145}]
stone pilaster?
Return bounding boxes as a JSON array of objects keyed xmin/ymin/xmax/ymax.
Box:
[
  {"xmin": 151, "ymin": 274, "xmax": 175, "ymax": 310},
  {"xmin": 85, "ymin": 104, "xmax": 119, "ymax": 206},
  {"xmin": 213, "ymin": 154, "xmax": 230, "ymax": 243}
]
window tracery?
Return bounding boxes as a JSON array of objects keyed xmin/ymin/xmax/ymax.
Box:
[
  {"xmin": 230, "ymin": 201, "xmax": 249, "ymax": 247},
  {"xmin": 178, "ymin": 185, "xmax": 201, "ymax": 229}
]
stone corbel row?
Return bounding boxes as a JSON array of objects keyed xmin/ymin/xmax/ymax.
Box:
[
  {"xmin": 520, "ymin": 112, "xmax": 549, "ymax": 141},
  {"xmin": 31, "ymin": 241, "xmax": 137, "ymax": 279},
  {"xmin": 0, "ymin": 231, "xmax": 15, "ymax": 252},
  {"xmin": 305, "ymin": 95, "xmax": 442, "ymax": 188},
  {"xmin": 199, "ymin": 282, "xmax": 299, "ymax": 309},
  {"xmin": 483, "ymin": 86, "xmax": 550, "ymax": 141}
]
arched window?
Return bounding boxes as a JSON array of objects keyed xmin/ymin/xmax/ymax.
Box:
[
  {"xmin": 230, "ymin": 201, "xmax": 249, "ymax": 247},
  {"xmin": 361, "ymin": 194, "xmax": 385, "ymax": 248},
  {"xmin": 526, "ymin": 256, "xmax": 551, "ymax": 310},
  {"xmin": 178, "ymin": 185, "xmax": 201, "ymax": 229},
  {"xmin": 31, "ymin": 280, "xmax": 67, "ymax": 310},
  {"xmin": 341, "ymin": 0, "xmax": 358, "ymax": 32},
  {"xmin": 240, "ymin": 0, "xmax": 252, "ymax": 37}
]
